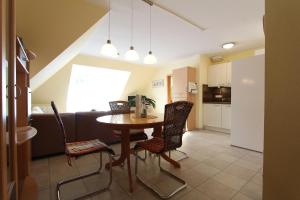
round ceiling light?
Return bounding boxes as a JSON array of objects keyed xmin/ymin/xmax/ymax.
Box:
[{"xmin": 222, "ymin": 42, "xmax": 235, "ymax": 49}]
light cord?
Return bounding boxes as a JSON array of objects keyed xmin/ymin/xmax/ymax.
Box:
[{"xmin": 108, "ymin": 0, "xmax": 111, "ymax": 40}]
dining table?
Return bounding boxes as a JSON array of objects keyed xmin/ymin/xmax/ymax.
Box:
[{"xmin": 96, "ymin": 113, "xmax": 181, "ymax": 193}]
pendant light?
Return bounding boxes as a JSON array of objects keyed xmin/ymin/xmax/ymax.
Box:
[
  {"xmin": 101, "ymin": 0, "xmax": 118, "ymax": 58},
  {"xmin": 125, "ymin": 0, "xmax": 139, "ymax": 61},
  {"xmin": 144, "ymin": 4, "xmax": 157, "ymax": 64}
]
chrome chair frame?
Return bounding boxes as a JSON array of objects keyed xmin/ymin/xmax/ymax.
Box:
[
  {"xmin": 168, "ymin": 149, "xmax": 189, "ymax": 161},
  {"xmin": 135, "ymin": 153, "xmax": 187, "ymax": 199},
  {"xmin": 57, "ymin": 151, "xmax": 113, "ymax": 200}
]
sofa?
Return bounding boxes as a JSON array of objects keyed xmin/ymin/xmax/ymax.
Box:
[{"xmin": 30, "ymin": 111, "xmax": 145, "ymax": 158}]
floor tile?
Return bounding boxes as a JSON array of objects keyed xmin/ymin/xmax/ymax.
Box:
[
  {"xmin": 196, "ymin": 179, "xmax": 238, "ymax": 200},
  {"xmin": 176, "ymin": 189, "xmax": 211, "ymax": 200},
  {"xmin": 223, "ymin": 164, "xmax": 257, "ymax": 181},
  {"xmin": 240, "ymin": 181, "xmax": 262, "ymax": 200},
  {"xmin": 213, "ymin": 172, "xmax": 248, "ymax": 190},
  {"xmin": 232, "ymin": 193, "xmax": 254, "ymax": 200},
  {"xmin": 31, "ymin": 130, "xmax": 263, "ymax": 200}
]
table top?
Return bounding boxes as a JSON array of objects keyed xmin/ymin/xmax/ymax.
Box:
[{"xmin": 96, "ymin": 113, "xmax": 164, "ymax": 129}]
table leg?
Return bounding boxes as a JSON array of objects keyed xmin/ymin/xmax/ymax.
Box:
[{"xmin": 105, "ymin": 129, "xmax": 133, "ymax": 193}]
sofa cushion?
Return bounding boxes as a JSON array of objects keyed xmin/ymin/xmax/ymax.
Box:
[
  {"xmin": 75, "ymin": 111, "xmax": 120, "ymax": 145},
  {"xmin": 30, "ymin": 113, "xmax": 76, "ymax": 158}
]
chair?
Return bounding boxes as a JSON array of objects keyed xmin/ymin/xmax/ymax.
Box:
[
  {"xmin": 134, "ymin": 101, "xmax": 193, "ymax": 199},
  {"xmin": 51, "ymin": 101, "xmax": 115, "ymax": 200},
  {"xmin": 109, "ymin": 101, "xmax": 148, "ymax": 160}
]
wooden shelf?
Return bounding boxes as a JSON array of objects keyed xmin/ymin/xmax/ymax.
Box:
[
  {"xmin": 17, "ymin": 56, "xmax": 29, "ymax": 74},
  {"xmin": 20, "ymin": 176, "xmax": 38, "ymax": 200},
  {"xmin": 16, "ymin": 126, "xmax": 37, "ymax": 145}
]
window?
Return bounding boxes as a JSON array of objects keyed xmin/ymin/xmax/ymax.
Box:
[{"xmin": 67, "ymin": 64, "xmax": 131, "ymax": 112}]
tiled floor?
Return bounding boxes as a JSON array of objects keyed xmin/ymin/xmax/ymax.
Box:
[{"xmin": 32, "ymin": 130, "xmax": 263, "ymax": 200}]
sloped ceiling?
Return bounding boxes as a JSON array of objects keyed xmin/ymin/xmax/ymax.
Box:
[{"xmin": 16, "ymin": 0, "xmax": 107, "ymax": 80}]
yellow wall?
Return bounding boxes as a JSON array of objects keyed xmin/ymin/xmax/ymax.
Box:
[
  {"xmin": 16, "ymin": 0, "xmax": 107, "ymax": 77},
  {"xmin": 143, "ymin": 55, "xmax": 211, "ymax": 128},
  {"xmin": 32, "ymin": 55, "xmax": 158, "ymax": 112},
  {"xmin": 263, "ymin": 0, "xmax": 300, "ymax": 199}
]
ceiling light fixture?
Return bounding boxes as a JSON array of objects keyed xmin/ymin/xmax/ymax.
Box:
[
  {"xmin": 125, "ymin": 0, "xmax": 139, "ymax": 61},
  {"xmin": 222, "ymin": 42, "xmax": 235, "ymax": 49},
  {"xmin": 144, "ymin": 4, "xmax": 157, "ymax": 65},
  {"xmin": 101, "ymin": 0, "xmax": 118, "ymax": 57}
]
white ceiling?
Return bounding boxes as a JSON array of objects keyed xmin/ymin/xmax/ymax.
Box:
[{"xmin": 81, "ymin": 0, "xmax": 265, "ymax": 64}]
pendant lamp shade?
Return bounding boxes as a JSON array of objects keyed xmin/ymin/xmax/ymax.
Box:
[
  {"xmin": 144, "ymin": 51, "xmax": 157, "ymax": 64},
  {"xmin": 101, "ymin": 0, "xmax": 118, "ymax": 58},
  {"xmin": 125, "ymin": 46, "xmax": 139, "ymax": 61}
]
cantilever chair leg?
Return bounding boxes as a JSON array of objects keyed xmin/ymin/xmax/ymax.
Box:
[
  {"xmin": 135, "ymin": 149, "xmax": 147, "ymax": 161},
  {"xmin": 57, "ymin": 152, "xmax": 113, "ymax": 200},
  {"xmin": 169, "ymin": 149, "xmax": 189, "ymax": 162},
  {"xmin": 135, "ymin": 151, "xmax": 187, "ymax": 199}
]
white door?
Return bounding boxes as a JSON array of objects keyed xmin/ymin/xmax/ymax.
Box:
[
  {"xmin": 221, "ymin": 104, "xmax": 231, "ymax": 129},
  {"xmin": 203, "ymin": 104, "xmax": 222, "ymax": 127}
]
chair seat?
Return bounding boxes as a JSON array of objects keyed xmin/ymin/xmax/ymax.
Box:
[
  {"xmin": 135, "ymin": 137, "xmax": 164, "ymax": 153},
  {"xmin": 66, "ymin": 139, "xmax": 113, "ymax": 156}
]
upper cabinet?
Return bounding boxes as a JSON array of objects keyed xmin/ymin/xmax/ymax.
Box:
[{"xmin": 207, "ymin": 62, "xmax": 232, "ymax": 87}]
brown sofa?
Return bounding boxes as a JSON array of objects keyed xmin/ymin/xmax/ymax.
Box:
[{"xmin": 30, "ymin": 111, "xmax": 125, "ymax": 158}]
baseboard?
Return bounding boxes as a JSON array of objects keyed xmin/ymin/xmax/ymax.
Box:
[{"xmin": 203, "ymin": 126, "xmax": 231, "ymax": 134}]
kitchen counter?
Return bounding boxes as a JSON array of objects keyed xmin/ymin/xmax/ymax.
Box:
[{"xmin": 203, "ymin": 102, "xmax": 231, "ymax": 104}]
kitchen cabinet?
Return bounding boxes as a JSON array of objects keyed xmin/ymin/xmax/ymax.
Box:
[
  {"xmin": 221, "ymin": 104, "xmax": 231, "ymax": 129},
  {"xmin": 203, "ymin": 104, "xmax": 231, "ymax": 130},
  {"xmin": 203, "ymin": 104, "xmax": 222, "ymax": 127},
  {"xmin": 207, "ymin": 62, "xmax": 231, "ymax": 86},
  {"xmin": 172, "ymin": 67, "xmax": 196, "ymax": 130}
]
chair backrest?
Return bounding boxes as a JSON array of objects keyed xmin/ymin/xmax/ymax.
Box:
[
  {"xmin": 163, "ymin": 101, "xmax": 193, "ymax": 151},
  {"xmin": 51, "ymin": 101, "xmax": 67, "ymax": 146},
  {"xmin": 109, "ymin": 101, "xmax": 130, "ymax": 114}
]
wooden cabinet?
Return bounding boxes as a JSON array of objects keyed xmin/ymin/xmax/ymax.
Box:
[
  {"xmin": 203, "ymin": 104, "xmax": 231, "ymax": 130},
  {"xmin": 172, "ymin": 67, "xmax": 196, "ymax": 130},
  {"xmin": 207, "ymin": 62, "xmax": 232, "ymax": 86}
]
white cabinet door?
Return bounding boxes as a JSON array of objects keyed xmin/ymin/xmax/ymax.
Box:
[
  {"xmin": 221, "ymin": 104, "xmax": 231, "ymax": 129},
  {"xmin": 203, "ymin": 104, "xmax": 222, "ymax": 127},
  {"xmin": 217, "ymin": 63, "xmax": 227, "ymax": 86},
  {"xmin": 226, "ymin": 62, "xmax": 232, "ymax": 86},
  {"xmin": 207, "ymin": 63, "xmax": 229, "ymax": 86},
  {"xmin": 207, "ymin": 65, "xmax": 219, "ymax": 86}
]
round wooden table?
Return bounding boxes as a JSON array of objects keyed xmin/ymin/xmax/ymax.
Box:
[{"xmin": 96, "ymin": 113, "xmax": 164, "ymax": 192}]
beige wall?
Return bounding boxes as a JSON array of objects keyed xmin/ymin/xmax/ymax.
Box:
[
  {"xmin": 263, "ymin": 0, "xmax": 300, "ymax": 199},
  {"xmin": 143, "ymin": 55, "xmax": 211, "ymax": 128},
  {"xmin": 32, "ymin": 55, "xmax": 158, "ymax": 112},
  {"xmin": 16, "ymin": 0, "xmax": 107, "ymax": 77}
]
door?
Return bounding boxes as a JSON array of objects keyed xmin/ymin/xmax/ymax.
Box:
[
  {"xmin": 172, "ymin": 67, "xmax": 187, "ymax": 100},
  {"xmin": 167, "ymin": 75, "xmax": 172, "ymax": 103}
]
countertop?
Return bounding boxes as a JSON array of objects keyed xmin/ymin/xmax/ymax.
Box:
[{"xmin": 203, "ymin": 102, "xmax": 231, "ymax": 104}]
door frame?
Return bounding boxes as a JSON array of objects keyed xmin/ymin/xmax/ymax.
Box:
[
  {"xmin": 167, "ymin": 75, "xmax": 172, "ymax": 104},
  {"xmin": 0, "ymin": 0, "xmax": 8, "ymax": 199}
]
